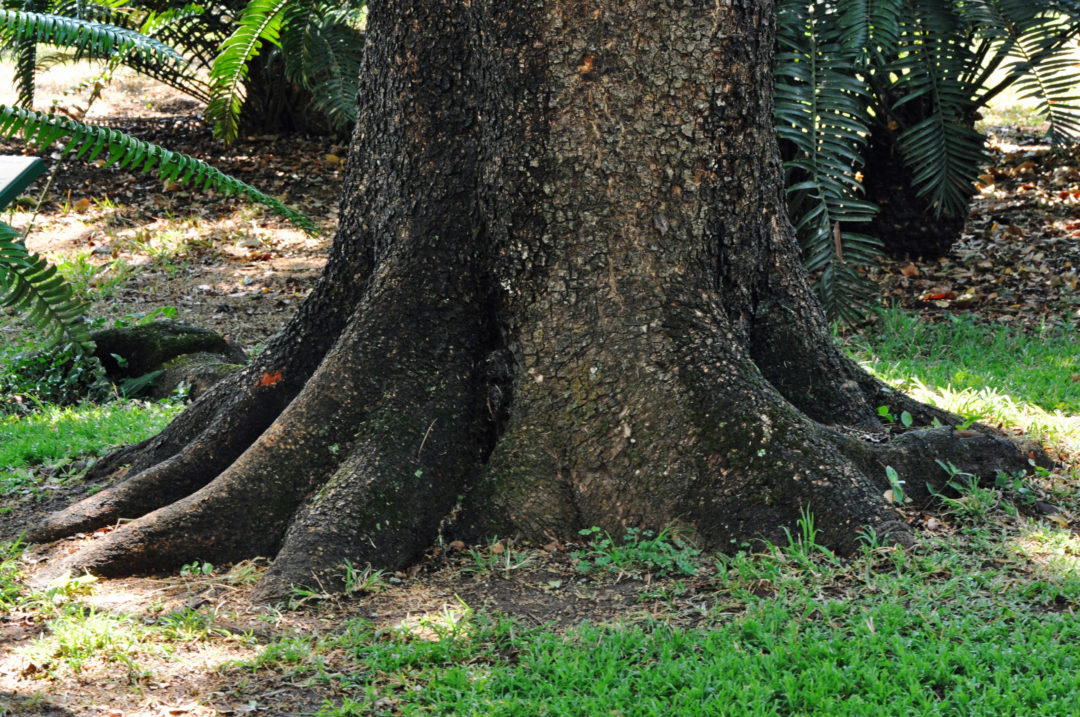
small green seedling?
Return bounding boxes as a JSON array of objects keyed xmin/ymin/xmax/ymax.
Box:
[
  {"xmin": 885, "ymin": 465, "xmax": 909, "ymax": 504},
  {"xmin": 180, "ymin": 561, "xmax": 214, "ymax": 578}
]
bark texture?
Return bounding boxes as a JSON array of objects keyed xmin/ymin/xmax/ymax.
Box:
[{"xmin": 32, "ymin": 0, "xmax": 1045, "ymax": 599}]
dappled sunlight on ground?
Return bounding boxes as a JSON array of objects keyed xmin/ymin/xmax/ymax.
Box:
[{"xmin": 1011, "ymin": 523, "xmax": 1080, "ymax": 580}]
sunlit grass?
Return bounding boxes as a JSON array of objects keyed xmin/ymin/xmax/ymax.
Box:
[
  {"xmin": 846, "ymin": 308, "xmax": 1080, "ymax": 454},
  {"xmin": 0, "ymin": 401, "xmax": 181, "ymax": 495}
]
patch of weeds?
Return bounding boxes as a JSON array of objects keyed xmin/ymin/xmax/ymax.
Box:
[
  {"xmin": 104, "ymin": 305, "xmax": 177, "ymax": 330},
  {"xmin": 0, "ymin": 538, "xmax": 26, "ymax": 612},
  {"xmin": 155, "ymin": 607, "xmax": 230, "ymax": 642},
  {"xmin": 573, "ymin": 525, "xmax": 702, "ymax": 578},
  {"xmin": 239, "ymin": 635, "xmax": 326, "ymax": 674},
  {"xmin": 780, "ymin": 509, "xmax": 837, "ymax": 567},
  {"xmin": 466, "ymin": 538, "xmax": 535, "ymax": 578},
  {"xmin": 1, "ymin": 342, "xmax": 111, "ymax": 407},
  {"xmin": 931, "ymin": 460, "xmax": 1001, "ymax": 522},
  {"xmin": 994, "ymin": 468, "xmax": 1043, "ymax": 507},
  {"xmin": 220, "ymin": 558, "xmax": 266, "ymax": 586},
  {"xmin": 34, "ymin": 572, "xmax": 98, "ymax": 612},
  {"xmin": 287, "ymin": 560, "xmax": 387, "ymax": 608},
  {"xmin": 343, "ymin": 559, "xmax": 387, "ymax": 595},
  {"xmin": 54, "ymin": 251, "xmax": 132, "ymax": 301},
  {"xmin": 179, "ymin": 560, "xmax": 215, "ymax": 579},
  {"xmin": 30, "ymin": 606, "xmax": 151, "ymax": 679}
]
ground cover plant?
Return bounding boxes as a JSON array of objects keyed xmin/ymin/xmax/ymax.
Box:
[{"xmin": 0, "ymin": 59, "xmax": 1079, "ymax": 717}]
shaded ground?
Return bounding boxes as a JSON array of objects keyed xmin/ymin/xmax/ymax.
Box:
[
  {"xmin": 871, "ymin": 130, "xmax": 1080, "ymax": 331},
  {"xmin": 1, "ymin": 75, "xmax": 1079, "ymax": 715}
]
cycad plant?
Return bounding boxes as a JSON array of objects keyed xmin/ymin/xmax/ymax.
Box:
[
  {"xmin": 774, "ymin": 0, "xmax": 1080, "ymax": 320},
  {"xmin": 207, "ymin": 0, "xmax": 365, "ymax": 142},
  {"xmin": 1, "ymin": 0, "xmax": 210, "ymax": 110},
  {"xmin": 0, "ymin": 10, "xmax": 317, "ymax": 349}
]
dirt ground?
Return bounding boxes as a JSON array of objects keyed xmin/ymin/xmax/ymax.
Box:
[{"xmin": 1, "ymin": 67, "xmax": 1079, "ymax": 716}]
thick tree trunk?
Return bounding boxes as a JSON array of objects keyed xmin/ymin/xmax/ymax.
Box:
[{"xmin": 32, "ymin": 0, "xmax": 1044, "ymax": 599}]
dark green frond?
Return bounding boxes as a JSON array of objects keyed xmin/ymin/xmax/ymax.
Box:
[
  {"xmin": 0, "ymin": 220, "xmax": 89, "ymax": 347},
  {"xmin": 1000, "ymin": 16, "xmax": 1080, "ymax": 142},
  {"xmin": 873, "ymin": 0, "xmax": 985, "ymax": 216},
  {"xmin": 776, "ymin": 0, "xmax": 882, "ymax": 322},
  {"xmin": 0, "ymin": 8, "xmax": 191, "ymax": 69},
  {"xmin": 206, "ymin": 0, "xmax": 290, "ymax": 142},
  {"xmin": 0, "ymin": 105, "xmax": 319, "ymax": 234},
  {"xmin": 280, "ymin": 3, "xmax": 364, "ymax": 130}
]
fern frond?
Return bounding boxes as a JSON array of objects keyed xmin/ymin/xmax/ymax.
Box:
[
  {"xmin": 0, "ymin": 105, "xmax": 319, "ymax": 233},
  {"xmin": 0, "ymin": 220, "xmax": 89, "ymax": 347},
  {"xmin": 206, "ymin": 0, "xmax": 290, "ymax": 142}
]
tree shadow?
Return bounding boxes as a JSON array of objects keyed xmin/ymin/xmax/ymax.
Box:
[{"xmin": 0, "ymin": 690, "xmax": 76, "ymax": 716}]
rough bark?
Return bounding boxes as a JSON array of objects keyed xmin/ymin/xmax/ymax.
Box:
[{"xmin": 32, "ymin": 0, "xmax": 1046, "ymax": 600}]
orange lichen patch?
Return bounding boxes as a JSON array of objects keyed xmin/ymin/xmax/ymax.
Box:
[{"xmin": 258, "ymin": 370, "xmax": 284, "ymax": 387}]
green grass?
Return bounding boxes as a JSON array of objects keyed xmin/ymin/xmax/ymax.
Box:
[
  {"xmin": 297, "ymin": 517, "xmax": 1080, "ymax": 716},
  {"xmin": 846, "ymin": 309, "xmax": 1080, "ymax": 452},
  {"xmin": 0, "ymin": 400, "xmax": 181, "ymax": 495},
  {"xmin": 850, "ymin": 309, "xmax": 1079, "ymax": 413}
]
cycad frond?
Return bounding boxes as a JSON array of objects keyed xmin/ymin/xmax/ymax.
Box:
[
  {"xmin": 1001, "ymin": 16, "xmax": 1080, "ymax": 142},
  {"xmin": 776, "ymin": 0, "xmax": 882, "ymax": 321},
  {"xmin": 0, "ymin": 8, "xmax": 191, "ymax": 69},
  {"xmin": 6, "ymin": 0, "xmax": 47, "ymax": 108},
  {"xmin": 0, "ymin": 104, "xmax": 319, "ymax": 234},
  {"xmin": 880, "ymin": 0, "xmax": 985, "ymax": 216},
  {"xmin": 280, "ymin": 3, "xmax": 363, "ymax": 130},
  {"xmin": 206, "ymin": 0, "xmax": 290, "ymax": 143},
  {"xmin": 833, "ymin": 0, "xmax": 902, "ymax": 56},
  {"xmin": 119, "ymin": 3, "xmax": 213, "ymax": 102},
  {"xmin": 0, "ymin": 220, "xmax": 89, "ymax": 347}
]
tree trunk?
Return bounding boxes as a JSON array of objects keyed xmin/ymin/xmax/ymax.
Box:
[{"xmin": 30, "ymin": 0, "xmax": 1044, "ymax": 600}]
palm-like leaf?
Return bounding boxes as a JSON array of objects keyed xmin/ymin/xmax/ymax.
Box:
[
  {"xmin": 994, "ymin": 12, "xmax": 1080, "ymax": 142},
  {"xmin": 280, "ymin": 3, "xmax": 364, "ymax": 130},
  {"xmin": 0, "ymin": 104, "xmax": 319, "ymax": 233},
  {"xmin": 0, "ymin": 8, "xmax": 191, "ymax": 68},
  {"xmin": 206, "ymin": 0, "xmax": 289, "ymax": 142},
  {"xmin": 776, "ymin": 0, "xmax": 883, "ymax": 321},
  {"xmin": 7, "ymin": 0, "xmax": 47, "ymax": 108},
  {"xmin": 0, "ymin": 220, "xmax": 89, "ymax": 347},
  {"xmin": 876, "ymin": 0, "xmax": 986, "ymax": 216}
]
